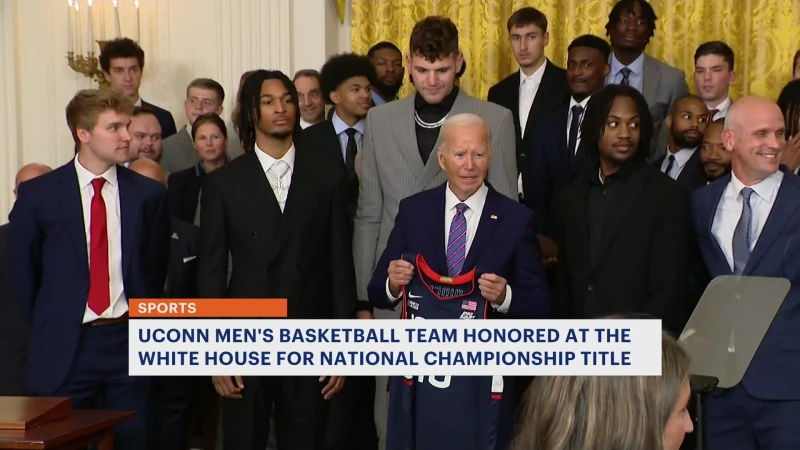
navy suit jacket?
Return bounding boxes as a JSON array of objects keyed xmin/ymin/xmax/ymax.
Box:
[
  {"xmin": 142, "ymin": 100, "xmax": 177, "ymax": 139},
  {"xmin": 166, "ymin": 218, "xmax": 199, "ymax": 299},
  {"xmin": 367, "ymin": 183, "xmax": 551, "ymax": 319},
  {"xmin": 692, "ymin": 167, "xmax": 800, "ymax": 400},
  {"xmin": 528, "ymin": 105, "xmax": 589, "ymax": 237},
  {"xmin": 655, "ymin": 149, "xmax": 707, "ymax": 194},
  {"xmin": 6, "ymin": 161, "xmax": 170, "ymax": 393}
]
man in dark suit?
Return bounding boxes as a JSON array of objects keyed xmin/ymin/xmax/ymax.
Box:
[
  {"xmin": 128, "ymin": 158, "xmax": 199, "ymax": 450},
  {"xmin": 692, "ymin": 96, "xmax": 800, "ymax": 449},
  {"xmin": 604, "ymin": 0, "xmax": 689, "ymax": 161},
  {"xmin": 367, "ymin": 113, "xmax": 550, "ymax": 450},
  {"xmin": 0, "ymin": 163, "xmax": 51, "ymax": 396},
  {"xmin": 553, "ymin": 85, "xmax": 692, "ymax": 336},
  {"xmin": 654, "ymin": 95, "xmax": 709, "ymax": 193},
  {"xmin": 7, "ymin": 89, "xmax": 170, "ymax": 450},
  {"xmin": 100, "ymin": 38, "xmax": 177, "ymax": 139},
  {"xmin": 304, "ymin": 52, "xmax": 376, "ymax": 231},
  {"xmin": 487, "ymin": 6, "xmax": 570, "ymax": 205},
  {"xmin": 303, "ymin": 52, "xmax": 378, "ymax": 450},
  {"xmin": 197, "ymin": 70, "xmax": 356, "ymax": 450},
  {"xmin": 528, "ymin": 34, "xmax": 610, "ymax": 246}
]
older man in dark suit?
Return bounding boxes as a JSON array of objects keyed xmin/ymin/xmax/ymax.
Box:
[{"xmin": 0, "ymin": 163, "xmax": 51, "ymax": 396}]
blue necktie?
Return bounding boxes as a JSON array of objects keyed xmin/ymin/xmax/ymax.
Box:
[
  {"xmin": 664, "ymin": 155, "xmax": 676, "ymax": 178},
  {"xmin": 567, "ymin": 104, "xmax": 584, "ymax": 158},
  {"xmin": 620, "ymin": 67, "xmax": 632, "ymax": 86},
  {"xmin": 446, "ymin": 203, "xmax": 468, "ymax": 277},
  {"xmin": 732, "ymin": 187, "xmax": 754, "ymax": 275}
]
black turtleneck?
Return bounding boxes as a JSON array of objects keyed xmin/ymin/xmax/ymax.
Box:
[{"xmin": 414, "ymin": 86, "xmax": 459, "ymax": 164}]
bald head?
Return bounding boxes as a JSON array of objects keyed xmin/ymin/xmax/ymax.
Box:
[
  {"xmin": 128, "ymin": 158, "xmax": 166, "ymax": 185},
  {"xmin": 725, "ymin": 95, "xmax": 782, "ymax": 131},
  {"xmin": 14, "ymin": 163, "xmax": 52, "ymax": 198}
]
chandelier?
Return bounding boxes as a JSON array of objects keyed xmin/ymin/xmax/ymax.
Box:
[{"xmin": 66, "ymin": 0, "xmax": 141, "ymax": 86}]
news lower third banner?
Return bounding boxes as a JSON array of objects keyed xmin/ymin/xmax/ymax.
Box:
[{"xmin": 128, "ymin": 299, "xmax": 663, "ymax": 377}]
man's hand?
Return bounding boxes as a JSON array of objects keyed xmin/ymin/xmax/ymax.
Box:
[
  {"xmin": 212, "ymin": 375, "xmax": 244, "ymax": 399},
  {"xmin": 319, "ymin": 376, "xmax": 345, "ymax": 400},
  {"xmin": 478, "ymin": 274, "xmax": 508, "ymax": 305},
  {"xmin": 356, "ymin": 310, "xmax": 374, "ymax": 320},
  {"xmin": 388, "ymin": 259, "xmax": 415, "ymax": 297},
  {"xmin": 537, "ymin": 235, "xmax": 558, "ymax": 269},
  {"xmin": 781, "ymin": 133, "xmax": 800, "ymax": 172}
]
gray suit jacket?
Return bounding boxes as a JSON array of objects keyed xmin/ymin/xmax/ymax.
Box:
[
  {"xmin": 160, "ymin": 123, "xmax": 244, "ymax": 177},
  {"xmin": 353, "ymin": 89, "xmax": 517, "ymax": 312},
  {"xmin": 643, "ymin": 55, "xmax": 689, "ymax": 161}
]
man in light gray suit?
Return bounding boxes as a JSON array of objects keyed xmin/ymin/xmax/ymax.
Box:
[
  {"xmin": 604, "ymin": 0, "xmax": 689, "ymax": 161},
  {"xmin": 353, "ymin": 16, "xmax": 516, "ymax": 449},
  {"xmin": 160, "ymin": 78, "xmax": 243, "ymax": 176}
]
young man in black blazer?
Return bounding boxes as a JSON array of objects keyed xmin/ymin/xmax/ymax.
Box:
[
  {"xmin": 487, "ymin": 6, "xmax": 570, "ymax": 205},
  {"xmin": 197, "ymin": 70, "xmax": 357, "ymax": 450},
  {"xmin": 553, "ymin": 85, "xmax": 693, "ymax": 336}
]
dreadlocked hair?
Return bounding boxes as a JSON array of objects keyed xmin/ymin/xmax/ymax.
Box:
[
  {"xmin": 238, "ymin": 69, "xmax": 300, "ymax": 153},
  {"xmin": 778, "ymin": 79, "xmax": 800, "ymax": 138},
  {"xmin": 581, "ymin": 84, "xmax": 654, "ymax": 161}
]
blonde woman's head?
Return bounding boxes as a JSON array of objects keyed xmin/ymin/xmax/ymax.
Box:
[{"xmin": 512, "ymin": 331, "xmax": 693, "ymax": 450}]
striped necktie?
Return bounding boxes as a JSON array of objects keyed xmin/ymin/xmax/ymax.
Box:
[{"xmin": 446, "ymin": 203, "xmax": 468, "ymax": 277}]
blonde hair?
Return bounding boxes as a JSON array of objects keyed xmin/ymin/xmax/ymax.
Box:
[
  {"xmin": 66, "ymin": 89, "xmax": 134, "ymax": 146},
  {"xmin": 511, "ymin": 331, "xmax": 690, "ymax": 450}
]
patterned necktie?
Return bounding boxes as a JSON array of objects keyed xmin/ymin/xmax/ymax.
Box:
[
  {"xmin": 267, "ymin": 160, "xmax": 290, "ymax": 211},
  {"xmin": 88, "ymin": 178, "xmax": 110, "ymax": 315},
  {"xmin": 620, "ymin": 67, "xmax": 632, "ymax": 86},
  {"xmin": 708, "ymin": 109, "xmax": 719, "ymax": 121},
  {"xmin": 567, "ymin": 104, "xmax": 584, "ymax": 157},
  {"xmin": 446, "ymin": 203, "xmax": 468, "ymax": 277},
  {"xmin": 732, "ymin": 187, "xmax": 754, "ymax": 275}
]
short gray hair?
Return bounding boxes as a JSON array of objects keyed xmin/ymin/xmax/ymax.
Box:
[{"xmin": 438, "ymin": 113, "xmax": 491, "ymax": 151}]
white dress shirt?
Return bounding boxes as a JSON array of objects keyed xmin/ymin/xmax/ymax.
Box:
[
  {"xmin": 254, "ymin": 143, "xmax": 296, "ymax": 212},
  {"xmin": 566, "ymin": 95, "xmax": 592, "ymax": 154},
  {"xmin": 385, "ymin": 183, "xmax": 512, "ymax": 313},
  {"xmin": 708, "ymin": 97, "xmax": 732, "ymax": 120},
  {"xmin": 75, "ymin": 157, "xmax": 127, "ymax": 323},
  {"xmin": 660, "ymin": 147, "xmax": 697, "ymax": 179},
  {"xmin": 711, "ymin": 170, "xmax": 783, "ymax": 271},
  {"xmin": 299, "ymin": 118, "xmax": 313, "ymax": 129}
]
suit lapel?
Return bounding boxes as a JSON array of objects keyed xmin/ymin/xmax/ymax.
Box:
[
  {"xmin": 591, "ymin": 167, "xmax": 649, "ymax": 273},
  {"xmin": 425, "ymin": 185, "xmax": 448, "ymax": 274},
  {"xmin": 57, "ymin": 165, "xmax": 89, "ymax": 277},
  {"xmin": 744, "ymin": 171, "xmax": 800, "ymax": 274},
  {"xmin": 117, "ymin": 168, "xmax": 142, "ymax": 279},
  {"xmin": 677, "ymin": 149, "xmax": 703, "ymax": 187},
  {"xmin": 705, "ymin": 175, "xmax": 731, "ymax": 274},
  {"xmin": 392, "ymin": 96, "xmax": 425, "ymax": 175},
  {"xmin": 522, "ymin": 60, "xmax": 554, "ymax": 141},
  {"xmin": 240, "ymin": 151, "xmax": 282, "ymax": 261},
  {"xmin": 267, "ymin": 147, "xmax": 314, "ymax": 264},
  {"xmin": 463, "ymin": 187, "xmax": 502, "ymax": 271},
  {"xmin": 324, "ymin": 122, "xmax": 345, "ymax": 169},
  {"xmin": 642, "ymin": 56, "xmax": 661, "ymax": 107},
  {"xmin": 504, "ymin": 75, "xmax": 522, "ymax": 139}
]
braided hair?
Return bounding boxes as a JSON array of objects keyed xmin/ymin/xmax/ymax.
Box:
[{"xmin": 238, "ymin": 70, "xmax": 300, "ymax": 153}]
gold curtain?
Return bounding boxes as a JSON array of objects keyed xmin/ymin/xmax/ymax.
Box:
[{"xmin": 351, "ymin": 0, "xmax": 800, "ymax": 101}]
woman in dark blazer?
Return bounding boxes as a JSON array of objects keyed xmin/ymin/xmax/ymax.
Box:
[{"xmin": 167, "ymin": 113, "xmax": 229, "ymax": 224}]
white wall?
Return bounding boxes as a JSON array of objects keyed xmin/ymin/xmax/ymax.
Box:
[{"xmin": 0, "ymin": 0, "xmax": 352, "ymax": 222}]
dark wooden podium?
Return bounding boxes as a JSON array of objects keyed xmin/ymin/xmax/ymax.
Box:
[{"xmin": 0, "ymin": 397, "xmax": 134, "ymax": 449}]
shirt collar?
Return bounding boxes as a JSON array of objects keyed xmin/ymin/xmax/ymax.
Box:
[
  {"xmin": 445, "ymin": 182, "xmax": 488, "ymax": 213},
  {"xmin": 569, "ymin": 95, "xmax": 592, "ymax": 110},
  {"xmin": 709, "ymin": 96, "xmax": 732, "ymax": 115},
  {"xmin": 332, "ymin": 111, "xmax": 365, "ymax": 136},
  {"xmin": 74, "ymin": 155, "xmax": 118, "ymax": 188},
  {"xmin": 519, "ymin": 60, "xmax": 547, "ymax": 87},
  {"xmin": 371, "ymin": 90, "xmax": 386, "ymax": 106},
  {"xmin": 666, "ymin": 147, "xmax": 697, "ymax": 169},
  {"xmin": 254, "ymin": 142, "xmax": 296, "ymax": 172},
  {"xmin": 133, "ymin": 97, "xmax": 142, "ymax": 107},
  {"xmin": 186, "ymin": 123, "xmax": 193, "ymax": 139},
  {"xmin": 610, "ymin": 52, "xmax": 645, "ymax": 77},
  {"xmin": 730, "ymin": 169, "xmax": 783, "ymax": 203}
]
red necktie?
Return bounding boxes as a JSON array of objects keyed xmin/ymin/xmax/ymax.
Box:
[
  {"xmin": 709, "ymin": 109, "xmax": 719, "ymax": 121},
  {"xmin": 88, "ymin": 177, "xmax": 110, "ymax": 315}
]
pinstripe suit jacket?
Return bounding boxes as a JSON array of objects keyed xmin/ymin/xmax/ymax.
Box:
[{"xmin": 353, "ymin": 89, "xmax": 517, "ymax": 312}]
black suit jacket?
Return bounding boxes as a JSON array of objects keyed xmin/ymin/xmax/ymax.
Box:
[
  {"xmin": 0, "ymin": 223, "xmax": 28, "ymax": 396},
  {"xmin": 654, "ymin": 149, "xmax": 707, "ymax": 193},
  {"xmin": 302, "ymin": 120, "xmax": 359, "ymax": 227},
  {"xmin": 166, "ymin": 218, "xmax": 200, "ymax": 299},
  {"xmin": 553, "ymin": 160, "xmax": 692, "ymax": 335},
  {"xmin": 167, "ymin": 166, "xmax": 202, "ymax": 223},
  {"xmin": 528, "ymin": 105, "xmax": 591, "ymax": 237},
  {"xmin": 142, "ymin": 100, "xmax": 177, "ymax": 139},
  {"xmin": 487, "ymin": 60, "xmax": 570, "ymax": 206},
  {"xmin": 196, "ymin": 146, "xmax": 358, "ymax": 319}
]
